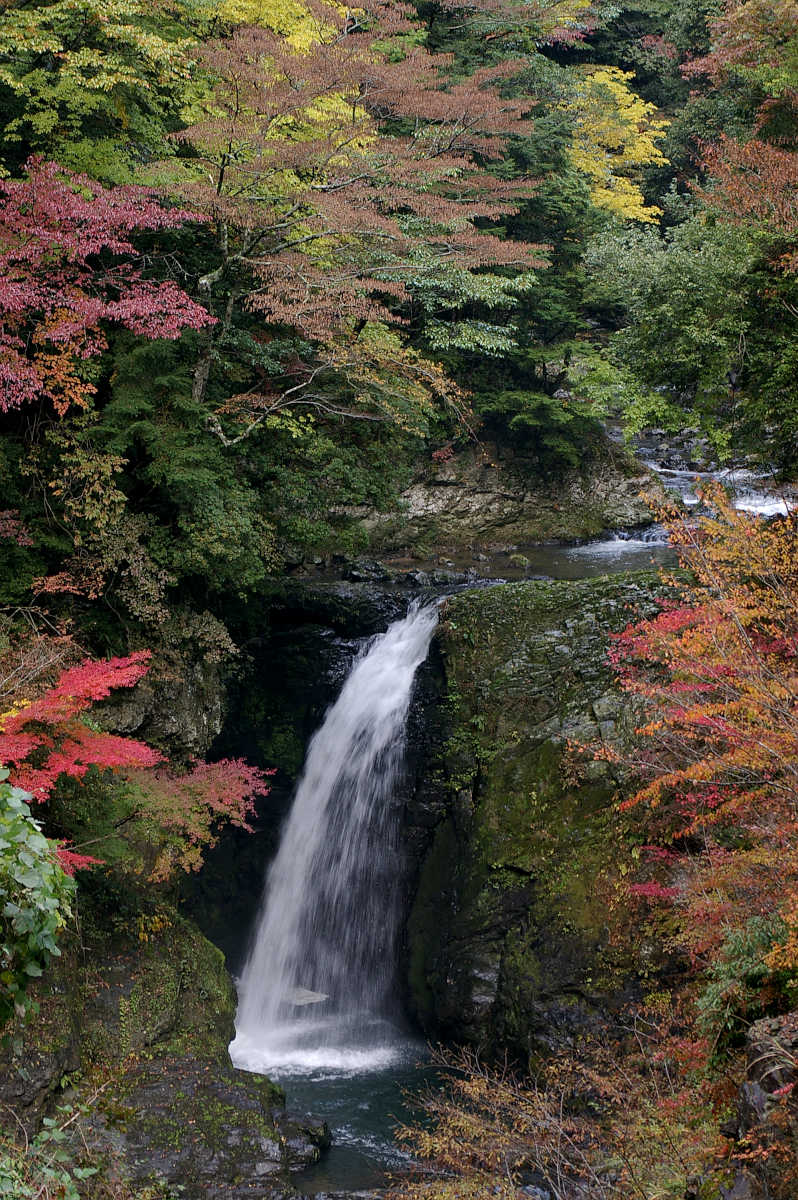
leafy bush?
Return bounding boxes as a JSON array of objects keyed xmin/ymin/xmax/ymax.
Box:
[
  {"xmin": 697, "ymin": 915, "xmax": 794, "ymax": 1046},
  {"xmin": 0, "ymin": 1099, "xmax": 98, "ymax": 1200},
  {"xmin": 0, "ymin": 773, "xmax": 74, "ymax": 1028}
]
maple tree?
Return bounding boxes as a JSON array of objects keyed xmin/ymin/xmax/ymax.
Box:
[
  {"xmin": 0, "ymin": 158, "xmax": 213, "ymax": 416},
  {"xmin": 597, "ymin": 485, "xmax": 798, "ymax": 1042},
  {"xmin": 0, "ymin": 650, "xmax": 270, "ymax": 879},
  {"xmin": 682, "ymin": 0, "xmax": 798, "ymax": 269},
  {"xmin": 161, "ymin": 0, "xmax": 546, "ymax": 444}
]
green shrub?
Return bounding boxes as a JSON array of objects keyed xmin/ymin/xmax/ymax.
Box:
[{"xmin": 0, "ymin": 772, "xmax": 75, "ymax": 1028}]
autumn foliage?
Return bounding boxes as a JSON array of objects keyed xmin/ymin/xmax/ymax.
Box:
[
  {"xmin": 686, "ymin": 0, "xmax": 798, "ymax": 269},
  {"xmin": 0, "ymin": 650, "xmax": 270, "ymax": 878},
  {"xmin": 0, "ymin": 158, "xmax": 213, "ymax": 414},
  {"xmin": 603, "ymin": 486, "xmax": 798, "ymax": 1034}
]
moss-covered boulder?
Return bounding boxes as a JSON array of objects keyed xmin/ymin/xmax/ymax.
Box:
[
  {"xmin": 0, "ymin": 911, "xmax": 328, "ymax": 1198},
  {"xmin": 405, "ymin": 574, "xmax": 663, "ymax": 1061}
]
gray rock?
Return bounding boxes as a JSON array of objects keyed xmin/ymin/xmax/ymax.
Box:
[
  {"xmin": 361, "ymin": 442, "xmax": 662, "ymax": 555},
  {"xmin": 99, "ymin": 651, "xmax": 227, "ymax": 758}
]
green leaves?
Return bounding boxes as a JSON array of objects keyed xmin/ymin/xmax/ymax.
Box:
[
  {"xmin": 0, "ymin": 776, "xmax": 75, "ymax": 1030},
  {"xmin": 0, "ymin": 0, "xmax": 200, "ymax": 179}
]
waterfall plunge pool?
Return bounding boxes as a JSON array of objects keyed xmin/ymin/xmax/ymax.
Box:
[{"xmin": 234, "ymin": 1021, "xmax": 432, "ymax": 1192}]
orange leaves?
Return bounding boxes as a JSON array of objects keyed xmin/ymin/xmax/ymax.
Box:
[
  {"xmin": 605, "ymin": 484, "xmax": 798, "ymax": 1051},
  {"xmin": 614, "ymin": 483, "xmax": 798, "ymax": 834}
]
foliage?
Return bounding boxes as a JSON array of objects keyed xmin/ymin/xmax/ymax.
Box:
[
  {"xmin": 390, "ymin": 1038, "xmax": 725, "ymax": 1199},
  {"xmin": 0, "ymin": 1095, "xmax": 101, "ymax": 1199},
  {"xmin": 0, "ymin": 158, "xmax": 212, "ymax": 415},
  {"xmin": 430, "ymin": 0, "xmax": 603, "ymax": 48},
  {"xmin": 60, "ymin": 757, "xmax": 272, "ymax": 884},
  {"xmin": 0, "ymin": 773, "xmax": 74, "ymax": 1028},
  {"xmin": 0, "ymin": 652, "xmax": 160, "ymax": 802},
  {"xmin": 0, "ymin": 0, "xmax": 201, "ymax": 181},
  {"xmin": 599, "ymin": 486, "xmax": 798, "ymax": 1044},
  {"xmin": 0, "ymin": 649, "xmax": 270, "ymax": 884},
  {"xmin": 561, "ymin": 65, "xmax": 669, "ymax": 222},
  {"xmin": 584, "ymin": 216, "xmax": 798, "ymax": 465},
  {"xmin": 165, "ymin": 3, "xmax": 547, "ymax": 446}
]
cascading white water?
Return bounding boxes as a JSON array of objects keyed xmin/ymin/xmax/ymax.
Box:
[{"xmin": 230, "ymin": 601, "xmax": 439, "ymax": 1076}]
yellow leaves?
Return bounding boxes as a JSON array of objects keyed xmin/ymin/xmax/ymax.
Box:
[
  {"xmin": 136, "ymin": 907, "xmax": 173, "ymax": 943},
  {"xmin": 217, "ymin": 0, "xmax": 339, "ymax": 48},
  {"xmin": 563, "ymin": 66, "xmax": 669, "ymax": 223},
  {"xmin": 0, "ymin": 701, "xmax": 30, "ymax": 733}
]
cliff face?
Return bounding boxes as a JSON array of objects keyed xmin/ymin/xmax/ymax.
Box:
[
  {"xmin": 360, "ymin": 443, "xmax": 658, "ymax": 554},
  {"xmin": 403, "ymin": 575, "xmax": 663, "ymax": 1060}
]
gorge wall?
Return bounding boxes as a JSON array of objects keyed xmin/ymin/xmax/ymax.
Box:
[{"xmin": 403, "ymin": 574, "xmax": 664, "ymax": 1059}]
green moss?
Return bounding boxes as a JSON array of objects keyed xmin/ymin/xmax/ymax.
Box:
[{"xmin": 407, "ymin": 574, "xmax": 666, "ymax": 1054}]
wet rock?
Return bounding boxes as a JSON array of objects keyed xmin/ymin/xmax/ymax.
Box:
[
  {"xmin": 300, "ymin": 1193, "xmax": 384, "ymax": 1199},
  {"xmin": 87, "ymin": 1055, "xmax": 289, "ymax": 1197},
  {"xmin": 275, "ymin": 1112, "xmax": 333, "ymax": 1170},
  {"xmin": 404, "ymin": 574, "xmax": 666, "ymax": 1056},
  {"xmin": 691, "ymin": 1012, "xmax": 798, "ymax": 1200},
  {"xmin": 719, "ymin": 1175, "xmax": 761, "ymax": 1200},
  {"xmin": 0, "ymin": 911, "xmax": 319, "ymax": 1199}
]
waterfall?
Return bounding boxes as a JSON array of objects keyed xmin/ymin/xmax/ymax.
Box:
[{"xmin": 230, "ymin": 600, "xmax": 439, "ymax": 1075}]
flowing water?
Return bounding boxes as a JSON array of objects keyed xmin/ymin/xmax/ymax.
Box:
[
  {"xmin": 226, "ymin": 446, "xmax": 795, "ymax": 1192},
  {"xmin": 230, "ymin": 602, "xmax": 440, "ymax": 1186}
]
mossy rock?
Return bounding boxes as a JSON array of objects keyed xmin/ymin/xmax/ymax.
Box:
[
  {"xmin": 87, "ymin": 1054, "xmax": 293, "ymax": 1198},
  {"xmin": 406, "ymin": 573, "xmax": 666, "ymax": 1060},
  {"xmin": 0, "ymin": 910, "xmax": 316, "ymax": 1198}
]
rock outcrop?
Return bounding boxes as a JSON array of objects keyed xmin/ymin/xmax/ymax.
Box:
[
  {"xmin": 695, "ymin": 1013, "xmax": 798, "ymax": 1200},
  {"xmin": 0, "ymin": 911, "xmax": 328, "ymax": 1198},
  {"xmin": 99, "ymin": 647, "xmax": 228, "ymax": 759},
  {"xmin": 360, "ymin": 443, "xmax": 658, "ymax": 555},
  {"xmin": 404, "ymin": 574, "xmax": 664, "ymax": 1059}
]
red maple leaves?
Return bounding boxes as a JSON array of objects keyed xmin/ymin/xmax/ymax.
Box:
[
  {"xmin": 0, "ymin": 652, "xmax": 159, "ymax": 800},
  {"xmin": 0, "ymin": 158, "xmax": 214, "ymax": 414},
  {"xmin": 0, "ymin": 650, "xmax": 271, "ymax": 876}
]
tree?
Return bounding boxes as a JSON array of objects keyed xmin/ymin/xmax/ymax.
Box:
[
  {"xmin": 583, "ymin": 215, "xmax": 798, "ymax": 466},
  {"xmin": 0, "ymin": 158, "xmax": 213, "ymax": 416},
  {"xmin": 681, "ymin": 0, "xmax": 798, "ymax": 269},
  {"xmin": 0, "ymin": 0, "xmax": 203, "ymax": 181},
  {"xmin": 389, "ymin": 1042, "xmax": 722, "ymax": 1199},
  {"xmin": 560, "ymin": 65, "xmax": 669, "ymax": 222},
  {"xmin": 428, "ymin": 0, "xmax": 602, "ymax": 48},
  {"xmin": 601, "ymin": 486, "xmax": 798, "ymax": 1041},
  {"xmin": 0, "ymin": 651, "xmax": 160, "ymax": 801},
  {"xmin": 162, "ymin": 3, "xmax": 546, "ymax": 445}
]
